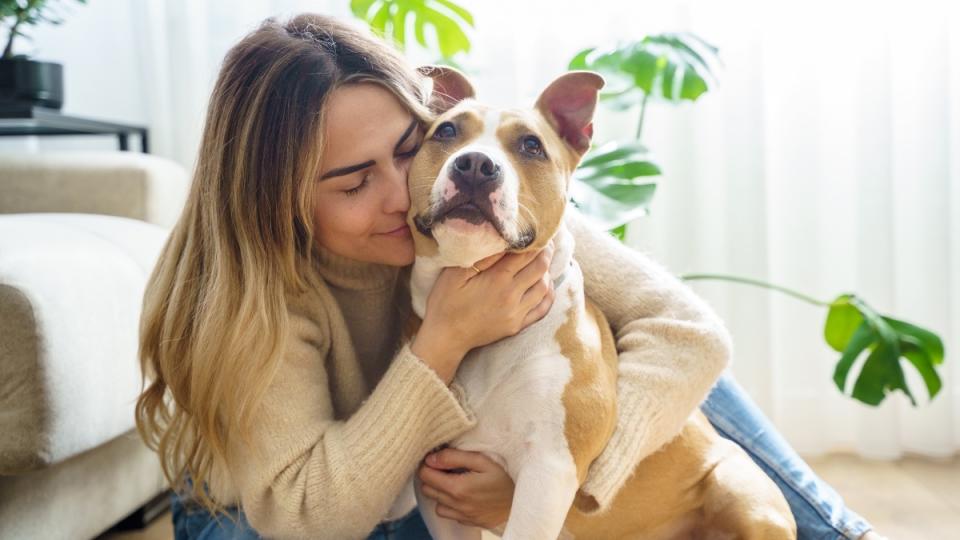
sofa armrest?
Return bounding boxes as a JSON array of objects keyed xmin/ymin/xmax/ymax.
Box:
[
  {"xmin": 0, "ymin": 213, "xmax": 169, "ymax": 474},
  {"xmin": 0, "ymin": 151, "xmax": 189, "ymax": 228}
]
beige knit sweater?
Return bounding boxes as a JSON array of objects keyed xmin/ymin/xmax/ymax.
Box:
[{"xmin": 206, "ymin": 209, "xmax": 733, "ymax": 539}]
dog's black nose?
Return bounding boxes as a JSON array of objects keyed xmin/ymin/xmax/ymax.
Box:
[{"xmin": 451, "ymin": 151, "xmax": 501, "ymax": 186}]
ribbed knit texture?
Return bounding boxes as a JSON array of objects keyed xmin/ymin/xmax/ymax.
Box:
[{"xmin": 207, "ymin": 209, "xmax": 732, "ymax": 538}]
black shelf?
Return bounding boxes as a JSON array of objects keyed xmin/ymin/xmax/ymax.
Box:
[{"xmin": 0, "ymin": 104, "xmax": 149, "ymax": 153}]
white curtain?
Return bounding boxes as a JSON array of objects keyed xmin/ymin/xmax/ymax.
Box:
[
  {"xmin": 129, "ymin": 0, "xmax": 959, "ymax": 458},
  {"xmin": 622, "ymin": 0, "xmax": 960, "ymax": 460}
]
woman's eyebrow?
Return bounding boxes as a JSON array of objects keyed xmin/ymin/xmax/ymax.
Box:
[
  {"xmin": 319, "ymin": 118, "xmax": 419, "ymax": 181},
  {"xmin": 320, "ymin": 160, "xmax": 375, "ymax": 180}
]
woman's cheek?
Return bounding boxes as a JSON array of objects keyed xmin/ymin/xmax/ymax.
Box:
[{"xmin": 341, "ymin": 199, "xmax": 380, "ymax": 237}]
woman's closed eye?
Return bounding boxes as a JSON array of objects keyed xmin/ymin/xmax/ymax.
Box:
[{"xmin": 343, "ymin": 173, "xmax": 370, "ymax": 196}]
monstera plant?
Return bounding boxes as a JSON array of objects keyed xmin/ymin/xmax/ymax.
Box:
[{"xmin": 350, "ymin": 0, "xmax": 947, "ymax": 407}]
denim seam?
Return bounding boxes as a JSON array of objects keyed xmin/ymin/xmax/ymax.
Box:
[{"xmin": 704, "ymin": 402, "xmax": 857, "ymax": 540}]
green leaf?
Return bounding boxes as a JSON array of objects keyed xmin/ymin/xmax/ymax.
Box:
[
  {"xmin": 392, "ymin": 3, "xmax": 409, "ymax": 48},
  {"xmin": 571, "ymin": 33, "xmax": 721, "ymax": 105},
  {"xmin": 578, "ymin": 141, "xmax": 651, "ymax": 168},
  {"xmin": 414, "ymin": 14, "xmax": 428, "ymax": 47},
  {"xmin": 621, "ymin": 48, "xmax": 660, "ymax": 95},
  {"xmin": 829, "ymin": 295, "xmax": 947, "ymax": 407},
  {"xmin": 901, "ymin": 338, "xmax": 943, "ymax": 399},
  {"xmin": 577, "ymin": 160, "xmax": 661, "ymax": 181},
  {"xmin": 598, "ymin": 88, "xmax": 642, "ymax": 111},
  {"xmin": 433, "ymin": 0, "xmax": 475, "ymax": 27},
  {"xmin": 824, "ymin": 294, "xmax": 864, "ymax": 352},
  {"xmin": 368, "ymin": 1, "xmax": 391, "ymax": 35},
  {"xmin": 568, "ymin": 47, "xmax": 595, "ymax": 70},
  {"xmin": 350, "ymin": 1, "xmax": 473, "ymax": 59},
  {"xmin": 569, "ymin": 179, "xmax": 655, "ymax": 231},
  {"xmin": 351, "ymin": 0, "xmax": 380, "ymax": 19},
  {"xmin": 833, "ymin": 322, "xmax": 873, "ymax": 393},
  {"xmin": 885, "ymin": 317, "xmax": 945, "ymax": 365},
  {"xmin": 852, "ymin": 339, "xmax": 913, "ymax": 406},
  {"xmin": 420, "ymin": 5, "xmax": 470, "ymax": 57}
]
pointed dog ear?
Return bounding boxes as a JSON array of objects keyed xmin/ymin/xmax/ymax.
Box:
[
  {"xmin": 534, "ymin": 71, "xmax": 605, "ymax": 156},
  {"xmin": 418, "ymin": 65, "xmax": 476, "ymax": 113}
]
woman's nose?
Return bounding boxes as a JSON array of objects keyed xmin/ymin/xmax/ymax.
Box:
[{"xmin": 385, "ymin": 160, "xmax": 411, "ymax": 213}]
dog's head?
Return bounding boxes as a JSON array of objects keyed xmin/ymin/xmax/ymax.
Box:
[{"xmin": 407, "ymin": 66, "xmax": 604, "ymax": 268}]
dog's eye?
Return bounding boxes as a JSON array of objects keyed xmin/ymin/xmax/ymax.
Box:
[
  {"xmin": 434, "ymin": 122, "xmax": 457, "ymax": 140},
  {"xmin": 521, "ymin": 135, "xmax": 543, "ymax": 156}
]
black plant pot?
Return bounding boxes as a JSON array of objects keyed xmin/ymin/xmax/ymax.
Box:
[{"xmin": 0, "ymin": 57, "xmax": 63, "ymax": 110}]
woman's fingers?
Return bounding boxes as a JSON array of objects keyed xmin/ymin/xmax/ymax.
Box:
[
  {"xmin": 519, "ymin": 277, "xmax": 555, "ymax": 327},
  {"xmin": 513, "ymin": 245, "xmax": 553, "ymax": 289},
  {"xmin": 435, "ymin": 504, "xmax": 471, "ymax": 525},
  {"xmin": 421, "ymin": 482, "xmax": 459, "ymax": 509},
  {"xmin": 418, "ymin": 464, "xmax": 462, "ymax": 498},
  {"xmin": 427, "ymin": 447, "xmax": 492, "ymax": 472},
  {"xmin": 487, "ymin": 247, "xmax": 542, "ymax": 276},
  {"xmin": 471, "ymin": 251, "xmax": 508, "ymax": 272}
]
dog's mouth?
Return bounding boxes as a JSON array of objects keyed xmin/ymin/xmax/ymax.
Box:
[
  {"xmin": 414, "ymin": 194, "xmax": 500, "ymax": 235},
  {"xmin": 414, "ymin": 197, "xmax": 536, "ymax": 250}
]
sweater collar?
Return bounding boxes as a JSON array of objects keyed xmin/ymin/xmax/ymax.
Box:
[{"xmin": 313, "ymin": 244, "xmax": 400, "ymax": 291}]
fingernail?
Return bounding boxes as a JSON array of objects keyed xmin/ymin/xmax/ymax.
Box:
[{"xmin": 427, "ymin": 453, "xmax": 437, "ymax": 465}]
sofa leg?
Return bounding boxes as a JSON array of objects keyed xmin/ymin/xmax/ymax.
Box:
[{"xmin": 109, "ymin": 489, "xmax": 173, "ymax": 530}]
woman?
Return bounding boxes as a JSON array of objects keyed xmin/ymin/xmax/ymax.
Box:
[{"xmin": 135, "ymin": 13, "xmax": 881, "ymax": 540}]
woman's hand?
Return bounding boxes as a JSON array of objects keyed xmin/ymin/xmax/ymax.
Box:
[
  {"xmin": 414, "ymin": 242, "xmax": 556, "ymax": 382},
  {"xmin": 418, "ymin": 447, "xmax": 514, "ymax": 529}
]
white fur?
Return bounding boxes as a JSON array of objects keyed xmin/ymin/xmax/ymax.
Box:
[{"xmin": 409, "ymin": 213, "xmax": 585, "ymax": 540}]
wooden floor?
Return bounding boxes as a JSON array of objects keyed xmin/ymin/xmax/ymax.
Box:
[{"xmin": 101, "ymin": 454, "xmax": 960, "ymax": 540}]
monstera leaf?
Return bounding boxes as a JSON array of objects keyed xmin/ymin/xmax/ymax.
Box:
[
  {"xmin": 826, "ymin": 294, "xmax": 944, "ymax": 406},
  {"xmin": 571, "ymin": 141, "xmax": 659, "ymax": 236},
  {"xmin": 569, "ymin": 32, "xmax": 721, "ymax": 104},
  {"xmin": 351, "ymin": 0, "xmax": 474, "ymax": 59}
]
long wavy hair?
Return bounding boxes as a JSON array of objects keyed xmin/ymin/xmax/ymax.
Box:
[{"xmin": 135, "ymin": 13, "xmax": 433, "ymax": 515}]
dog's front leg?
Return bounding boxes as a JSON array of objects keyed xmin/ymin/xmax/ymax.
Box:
[
  {"xmin": 413, "ymin": 470, "xmax": 483, "ymax": 540},
  {"xmin": 500, "ymin": 452, "xmax": 579, "ymax": 540}
]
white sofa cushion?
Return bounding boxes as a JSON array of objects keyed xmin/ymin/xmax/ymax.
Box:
[
  {"xmin": 0, "ymin": 213, "xmax": 169, "ymax": 473},
  {"xmin": 0, "ymin": 151, "xmax": 189, "ymax": 228}
]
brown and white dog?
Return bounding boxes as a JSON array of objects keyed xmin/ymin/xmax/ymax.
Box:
[{"xmin": 399, "ymin": 66, "xmax": 796, "ymax": 540}]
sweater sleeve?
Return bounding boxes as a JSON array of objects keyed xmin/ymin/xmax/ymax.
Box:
[
  {"xmin": 224, "ymin": 311, "xmax": 477, "ymax": 539},
  {"xmin": 565, "ymin": 209, "xmax": 733, "ymax": 515}
]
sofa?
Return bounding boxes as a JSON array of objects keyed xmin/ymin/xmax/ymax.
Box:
[{"xmin": 0, "ymin": 151, "xmax": 189, "ymax": 539}]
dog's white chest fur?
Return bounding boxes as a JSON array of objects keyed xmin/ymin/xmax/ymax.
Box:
[{"xmin": 405, "ymin": 219, "xmax": 586, "ymax": 540}]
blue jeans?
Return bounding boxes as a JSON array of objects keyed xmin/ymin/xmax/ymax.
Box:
[
  {"xmin": 171, "ymin": 373, "xmax": 872, "ymax": 540},
  {"xmin": 170, "ymin": 488, "xmax": 431, "ymax": 539},
  {"xmin": 701, "ymin": 372, "xmax": 872, "ymax": 540}
]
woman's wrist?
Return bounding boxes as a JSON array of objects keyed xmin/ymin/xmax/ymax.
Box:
[{"xmin": 410, "ymin": 323, "xmax": 465, "ymax": 385}]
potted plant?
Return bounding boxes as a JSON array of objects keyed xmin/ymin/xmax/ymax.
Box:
[{"xmin": 0, "ymin": 0, "xmax": 87, "ymax": 111}]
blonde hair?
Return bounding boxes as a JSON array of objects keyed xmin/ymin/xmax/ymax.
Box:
[{"xmin": 135, "ymin": 13, "xmax": 433, "ymax": 515}]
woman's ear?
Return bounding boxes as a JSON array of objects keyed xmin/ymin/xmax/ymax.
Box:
[
  {"xmin": 534, "ymin": 71, "xmax": 605, "ymax": 156},
  {"xmin": 418, "ymin": 65, "xmax": 476, "ymax": 113}
]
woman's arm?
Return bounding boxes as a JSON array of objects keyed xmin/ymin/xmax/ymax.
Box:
[
  {"xmin": 221, "ymin": 301, "xmax": 477, "ymax": 539},
  {"xmin": 566, "ymin": 208, "xmax": 734, "ymax": 514}
]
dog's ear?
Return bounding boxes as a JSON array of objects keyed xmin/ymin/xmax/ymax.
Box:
[
  {"xmin": 418, "ymin": 65, "xmax": 476, "ymax": 113},
  {"xmin": 535, "ymin": 71, "xmax": 605, "ymax": 156}
]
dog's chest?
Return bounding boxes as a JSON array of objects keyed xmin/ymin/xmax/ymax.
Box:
[{"xmin": 448, "ymin": 262, "xmax": 591, "ymax": 472}]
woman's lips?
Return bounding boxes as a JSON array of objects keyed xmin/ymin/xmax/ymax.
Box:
[{"xmin": 383, "ymin": 224, "xmax": 411, "ymax": 236}]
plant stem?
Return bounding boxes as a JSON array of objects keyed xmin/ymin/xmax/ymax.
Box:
[
  {"xmin": 3, "ymin": 21, "xmax": 19, "ymax": 59},
  {"xmin": 680, "ymin": 273, "xmax": 835, "ymax": 307},
  {"xmin": 3, "ymin": 7, "xmax": 27, "ymax": 60},
  {"xmin": 635, "ymin": 92, "xmax": 649, "ymax": 140}
]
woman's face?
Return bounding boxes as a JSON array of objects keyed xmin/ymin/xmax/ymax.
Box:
[{"xmin": 313, "ymin": 83, "xmax": 423, "ymax": 267}]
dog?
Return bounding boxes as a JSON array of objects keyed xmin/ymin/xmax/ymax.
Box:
[{"xmin": 398, "ymin": 66, "xmax": 797, "ymax": 540}]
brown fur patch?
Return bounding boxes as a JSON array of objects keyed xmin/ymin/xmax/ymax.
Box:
[{"xmin": 556, "ymin": 287, "xmax": 619, "ymax": 485}]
